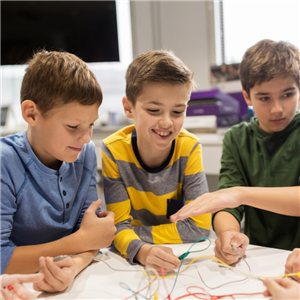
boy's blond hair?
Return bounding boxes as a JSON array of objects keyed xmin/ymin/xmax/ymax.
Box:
[
  {"xmin": 21, "ymin": 50, "xmax": 103, "ymax": 114},
  {"xmin": 125, "ymin": 50, "xmax": 196, "ymax": 105},
  {"xmin": 240, "ymin": 39, "xmax": 300, "ymax": 96}
]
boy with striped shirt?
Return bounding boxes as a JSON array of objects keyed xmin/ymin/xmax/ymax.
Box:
[{"xmin": 101, "ymin": 50, "xmax": 211, "ymax": 272}]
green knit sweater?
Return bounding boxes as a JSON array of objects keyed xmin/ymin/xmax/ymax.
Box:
[{"xmin": 213, "ymin": 111, "xmax": 300, "ymax": 251}]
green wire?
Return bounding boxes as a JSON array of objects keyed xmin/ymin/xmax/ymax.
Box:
[
  {"xmin": 168, "ymin": 237, "xmax": 211, "ymax": 297},
  {"xmin": 120, "ymin": 237, "xmax": 212, "ymax": 300}
]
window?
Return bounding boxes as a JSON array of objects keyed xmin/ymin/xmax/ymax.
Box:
[{"xmin": 214, "ymin": 0, "xmax": 300, "ymax": 65}]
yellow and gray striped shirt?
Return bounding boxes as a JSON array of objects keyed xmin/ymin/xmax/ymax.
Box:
[{"xmin": 101, "ymin": 125, "xmax": 211, "ymax": 263}]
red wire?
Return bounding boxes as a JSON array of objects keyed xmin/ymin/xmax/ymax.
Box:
[
  {"xmin": 6, "ymin": 285, "xmax": 25, "ymax": 300},
  {"xmin": 173, "ymin": 285, "xmax": 264, "ymax": 300},
  {"xmin": 122, "ymin": 276, "xmax": 158, "ymax": 300},
  {"xmin": 160, "ymin": 267, "xmax": 172, "ymax": 300}
]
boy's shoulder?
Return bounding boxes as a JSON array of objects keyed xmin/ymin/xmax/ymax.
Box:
[
  {"xmin": 224, "ymin": 120, "xmax": 254, "ymax": 137},
  {"xmin": 1, "ymin": 131, "xmax": 27, "ymax": 160},
  {"xmin": 102, "ymin": 125, "xmax": 135, "ymax": 146},
  {"xmin": 1, "ymin": 131, "xmax": 29, "ymax": 177},
  {"xmin": 178, "ymin": 128, "xmax": 200, "ymax": 140},
  {"xmin": 177, "ymin": 128, "xmax": 201, "ymax": 147}
]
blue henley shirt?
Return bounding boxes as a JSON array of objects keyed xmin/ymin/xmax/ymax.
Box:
[{"xmin": 0, "ymin": 131, "xmax": 99, "ymax": 273}]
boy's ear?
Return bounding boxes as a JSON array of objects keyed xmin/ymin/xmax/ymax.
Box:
[
  {"xmin": 122, "ymin": 96, "xmax": 134, "ymax": 119},
  {"xmin": 242, "ymin": 89, "xmax": 252, "ymax": 106},
  {"xmin": 21, "ymin": 100, "xmax": 39, "ymax": 126}
]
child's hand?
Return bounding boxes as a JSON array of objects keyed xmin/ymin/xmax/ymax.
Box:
[
  {"xmin": 1, "ymin": 283, "xmax": 36, "ymax": 300},
  {"xmin": 214, "ymin": 231, "xmax": 249, "ymax": 265},
  {"xmin": 170, "ymin": 189, "xmax": 241, "ymax": 222},
  {"xmin": 263, "ymin": 278, "xmax": 300, "ymax": 300},
  {"xmin": 79, "ymin": 199, "xmax": 116, "ymax": 250},
  {"xmin": 33, "ymin": 256, "xmax": 77, "ymax": 293},
  {"xmin": 136, "ymin": 244, "xmax": 181, "ymax": 273},
  {"xmin": 1, "ymin": 273, "xmax": 43, "ymax": 300},
  {"xmin": 285, "ymin": 248, "xmax": 300, "ymax": 282}
]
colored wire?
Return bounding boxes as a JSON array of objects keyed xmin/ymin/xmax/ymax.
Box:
[
  {"xmin": 121, "ymin": 267, "xmax": 160, "ymax": 300},
  {"xmin": 120, "ymin": 277, "xmax": 158, "ymax": 300},
  {"xmin": 6, "ymin": 285, "xmax": 25, "ymax": 300},
  {"xmin": 171, "ymin": 255, "xmax": 300, "ymax": 281},
  {"xmin": 232, "ymin": 245, "xmax": 251, "ymax": 272},
  {"xmin": 168, "ymin": 237, "xmax": 211, "ymax": 296},
  {"xmin": 195, "ymin": 245, "xmax": 251, "ymax": 290},
  {"xmin": 143, "ymin": 267, "xmax": 159, "ymax": 300},
  {"xmin": 173, "ymin": 286, "xmax": 264, "ymax": 300},
  {"xmin": 120, "ymin": 237, "xmax": 300, "ymax": 299},
  {"xmin": 194, "ymin": 265, "xmax": 247, "ymax": 290},
  {"xmin": 160, "ymin": 267, "xmax": 171, "ymax": 300}
]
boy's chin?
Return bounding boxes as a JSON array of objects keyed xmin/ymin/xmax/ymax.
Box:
[{"xmin": 64, "ymin": 155, "xmax": 80, "ymax": 163}]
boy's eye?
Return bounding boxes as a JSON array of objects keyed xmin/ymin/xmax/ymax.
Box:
[
  {"xmin": 147, "ymin": 109, "xmax": 159, "ymax": 113},
  {"xmin": 67, "ymin": 125, "xmax": 78, "ymax": 129},
  {"xmin": 283, "ymin": 93, "xmax": 293, "ymax": 98},
  {"xmin": 259, "ymin": 97, "xmax": 269, "ymax": 101},
  {"xmin": 173, "ymin": 111, "xmax": 184, "ymax": 115}
]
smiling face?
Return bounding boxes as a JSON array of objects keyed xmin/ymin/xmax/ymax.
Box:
[
  {"xmin": 123, "ymin": 82, "xmax": 190, "ymax": 167},
  {"xmin": 243, "ymin": 76, "xmax": 299, "ymax": 134},
  {"xmin": 26, "ymin": 101, "xmax": 99, "ymax": 169}
]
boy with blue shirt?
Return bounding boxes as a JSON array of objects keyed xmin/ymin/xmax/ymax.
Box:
[
  {"xmin": 0, "ymin": 50, "xmax": 116, "ymax": 292},
  {"xmin": 101, "ymin": 50, "xmax": 211, "ymax": 273}
]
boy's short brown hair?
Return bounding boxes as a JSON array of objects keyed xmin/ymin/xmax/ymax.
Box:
[
  {"xmin": 240, "ymin": 39, "xmax": 300, "ymax": 96},
  {"xmin": 125, "ymin": 50, "xmax": 196, "ymax": 105},
  {"xmin": 21, "ymin": 50, "xmax": 103, "ymax": 114}
]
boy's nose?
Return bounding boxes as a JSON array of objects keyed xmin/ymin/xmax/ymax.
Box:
[
  {"xmin": 159, "ymin": 114, "xmax": 172, "ymax": 128},
  {"xmin": 80, "ymin": 130, "xmax": 92, "ymax": 144},
  {"xmin": 271, "ymin": 100, "xmax": 283, "ymax": 115}
]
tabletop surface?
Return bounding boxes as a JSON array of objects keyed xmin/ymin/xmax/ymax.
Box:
[{"xmin": 25, "ymin": 239, "xmax": 290, "ymax": 300}]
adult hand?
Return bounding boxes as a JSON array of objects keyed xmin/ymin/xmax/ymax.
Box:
[
  {"xmin": 1, "ymin": 273, "xmax": 43, "ymax": 300},
  {"xmin": 33, "ymin": 256, "xmax": 77, "ymax": 293},
  {"xmin": 285, "ymin": 248, "xmax": 300, "ymax": 282},
  {"xmin": 136, "ymin": 245, "xmax": 181, "ymax": 273},
  {"xmin": 214, "ymin": 231, "xmax": 249, "ymax": 265},
  {"xmin": 79, "ymin": 199, "xmax": 116, "ymax": 250},
  {"xmin": 170, "ymin": 188, "xmax": 241, "ymax": 222},
  {"xmin": 263, "ymin": 278, "xmax": 300, "ymax": 300}
]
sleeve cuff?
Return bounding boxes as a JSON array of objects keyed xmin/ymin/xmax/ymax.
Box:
[{"xmin": 126, "ymin": 239, "xmax": 147, "ymax": 264}]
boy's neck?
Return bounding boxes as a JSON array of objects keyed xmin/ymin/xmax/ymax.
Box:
[
  {"xmin": 137, "ymin": 141, "xmax": 173, "ymax": 169},
  {"xmin": 27, "ymin": 128, "xmax": 62, "ymax": 170}
]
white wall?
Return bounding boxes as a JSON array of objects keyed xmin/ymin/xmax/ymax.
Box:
[{"xmin": 130, "ymin": 1, "xmax": 212, "ymax": 91}]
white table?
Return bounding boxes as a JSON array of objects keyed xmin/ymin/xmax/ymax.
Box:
[{"xmin": 26, "ymin": 239, "xmax": 290, "ymax": 300}]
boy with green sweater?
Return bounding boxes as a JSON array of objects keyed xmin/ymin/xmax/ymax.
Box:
[{"xmin": 212, "ymin": 39, "xmax": 300, "ymax": 264}]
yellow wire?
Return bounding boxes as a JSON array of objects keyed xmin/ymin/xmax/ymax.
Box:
[
  {"xmin": 268, "ymin": 272, "xmax": 300, "ymax": 279},
  {"xmin": 144, "ymin": 255, "xmax": 300, "ymax": 280},
  {"xmin": 142, "ymin": 268, "xmax": 158, "ymax": 299}
]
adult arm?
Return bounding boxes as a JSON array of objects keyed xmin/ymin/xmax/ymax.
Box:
[{"xmin": 171, "ymin": 186, "xmax": 300, "ymax": 221}]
